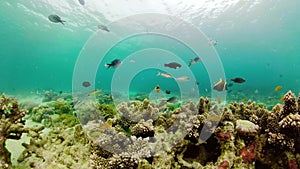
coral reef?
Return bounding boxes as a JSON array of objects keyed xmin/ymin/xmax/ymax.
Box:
[
  {"xmin": 0, "ymin": 95, "xmax": 43, "ymax": 169},
  {"xmin": 2, "ymin": 90, "xmax": 300, "ymax": 168}
]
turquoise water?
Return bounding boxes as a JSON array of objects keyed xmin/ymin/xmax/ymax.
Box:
[{"xmin": 1, "ymin": 0, "xmax": 300, "ymax": 105}]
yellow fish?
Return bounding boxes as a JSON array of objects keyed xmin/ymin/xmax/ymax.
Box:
[
  {"xmin": 99, "ymin": 121, "xmax": 113, "ymax": 130},
  {"xmin": 280, "ymin": 96, "xmax": 284, "ymax": 102},
  {"xmin": 154, "ymin": 85, "xmax": 160, "ymax": 93},
  {"xmin": 275, "ymin": 86, "xmax": 282, "ymax": 92},
  {"xmin": 88, "ymin": 90, "xmax": 102, "ymax": 97},
  {"xmin": 242, "ymin": 98, "xmax": 247, "ymax": 102},
  {"xmin": 217, "ymin": 98, "xmax": 222, "ymax": 104}
]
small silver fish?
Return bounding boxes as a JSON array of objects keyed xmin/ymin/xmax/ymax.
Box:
[
  {"xmin": 208, "ymin": 39, "xmax": 217, "ymax": 46},
  {"xmin": 157, "ymin": 72, "xmax": 173, "ymax": 78}
]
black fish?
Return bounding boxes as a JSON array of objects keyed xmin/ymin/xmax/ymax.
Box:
[
  {"xmin": 48, "ymin": 15, "xmax": 66, "ymax": 25},
  {"xmin": 167, "ymin": 96, "xmax": 178, "ymax": 103},
  {"xmin": 164, "ymin": 62, "xmax": 181, "ymax": 69},
  {"xmin": 165, "ymin": 90, "xmax": 171, "ymax": 94},
  {"xmin": 105, "ymin": 59, "xmax": 122, "ymax": 68},
  {"xmin": 231, "ymin": 77, "xmax": 245, "ymax": 83}
]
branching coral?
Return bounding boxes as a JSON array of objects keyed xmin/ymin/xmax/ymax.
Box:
[
  {"xmin": 0, "ymin": 95, "xmax": 43, "ymax": 169},
  {"xmin": 0, "ymin": 95, "xmax": 27, "ymax": 168}
]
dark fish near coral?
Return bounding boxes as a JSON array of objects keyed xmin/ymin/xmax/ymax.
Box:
[
  {"xmin": 59, "ymin": 91, "xmax": 63, "ymax": 94},
  {"xmin": 231, "ymin": 77, "xmax": 246, "ymax": 83},
  {"xmin": 48, "ymin": 15, "xmax": 66, "ymax": 25},
  {"xmin": 105, "ymin": 59, "xmax": 122, "ymax": 68},
  {"xmin": 167, "ymin": 96, "xmax": 178, "ymax": 103},
  {"xmin": 213, "ymin": 79, "xmax": 227, "ymax": 92},
  {"xmin": 78, "ymin": 0, "xmax": 85, "ymax": 5},
  {"xmin": 165, "ymin": 90, "xmax": 171, "ymax": 94},
  {"xmin": 164, "ymin": 62, "xmax": 182, "ymax": 69},
  {"xmin": 82, "ymin": 81, "xmax": 91, "ymax": 87},
  {"xmin": 98, "ymin": 24, "xmax": 110, "ymax": 32}
]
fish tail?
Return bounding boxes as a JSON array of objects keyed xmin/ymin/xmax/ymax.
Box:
[
  {"xmin": 60, "ymin": 20, "xmax": 66, "ymax": 25},
  {"xmin": 157, "ymin": 72, "xmax": 161, "ymax": 76},
  {"xmin": 105, "ymin": 63, "xmax": 112, "ymax": 68}
]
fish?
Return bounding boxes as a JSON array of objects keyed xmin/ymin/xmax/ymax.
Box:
[
  {"xmin": 82, "ymin": 81, "xmax": 91, "ymax": 87},
  {"xmin": 188, "ymin": 59, "xmax": 195, "ymax": 67},
  {"xmin": 217, "ymin": 98, "xmax": 222, "ymax": 104},
  {"xmin": 213, "ymin": 79, "xmax": 227, "ymax": 92},
  {"xmin": 157, "ymin": 72, "xmax": 173, "ymax": 78},
  {"xmin": 98, "ymin": 24, "xmax": 110, "ymax": 32},
  {"xmin": 78, "ymin": 0, "xmax": 85, "ymax": 5},
  {"xmin": 231, "ymin": 77, "xmax": 246, "ymax": 83},
  {"xmin": 208, "ymin": 39, "xmax": 217, "ymax": 46},
  {"xmin": 154, "ymin": 85, "xmax": 160, "ymax": 93},
  {"xmin": 280, "ymin": 96, "xmax": 284, "ymax": 102},
  {"xmin": 48, "ymin": 15, "xmax": 66, "ymax": 25},
  {"xmin": 242, "ymin": 98, "xmax": 247, "ymax": 102},
  {"xmin": 129, "ymin": 59, "xmax": 136, "ymax": 63},
  {"xmin": 88, "ymin": 90, "xmax": 102, "ymax": 97},
  {"xmin": 164, "ymin": 62, "xmax": 181, "ymax": 69},
  {"xmin": 188, "ymin": 57, "xmax": 201, "ymax": 67},
  {"xmin": 105, "ymin": 59, "xmax": 122, "ymax": 68},
  {"xmin": 59, "ymin": 91, "xmax": 63, "ymax": 94},
  {"xmin": 167, "ymin": 96, "xmax": 178, "ymax": 103},
  {"xmin": 275, "ymin": 85, "xmax": 282, "ymax": 92},
  {"xmin": 99, "ymin": 121, "xmax": 113, "ymax": 130},
  {"xmin": 195, "ymin": 81, "xmax": 200, "ymax": 86},
  {"xmin": 194, "ymin": 57, "xmax": 201, "ymax": 62},
  {"xmin": 165, "ymin": 90, "xmax": 171, "ymax": 94},
  {"xmin": 175, "ymin": 76, "xmax": 189, "ymax": 82}
]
